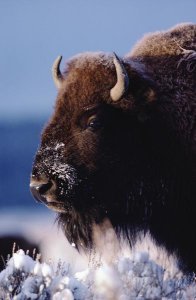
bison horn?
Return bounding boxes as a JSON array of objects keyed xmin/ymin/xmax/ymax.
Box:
[
  {"xmin": 52, "ymin": 56, "xmax": 64, "ymax": 89},
  {"xmin": 110, "ymin": 53, "xmax": 129, "ymax": 101}
]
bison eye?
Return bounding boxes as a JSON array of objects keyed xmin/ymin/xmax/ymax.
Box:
[
  {"xmin": 79, "ymin": 106, "xmax": 104, "ymax": 131},
  {"xmin": 86, "ymin": 115, "xmax": 101, "ymax": 130}
]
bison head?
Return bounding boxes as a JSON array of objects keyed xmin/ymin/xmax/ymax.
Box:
[{"xmin": 30, "ymin": 52, "xmax": 193, "ymax": 266}]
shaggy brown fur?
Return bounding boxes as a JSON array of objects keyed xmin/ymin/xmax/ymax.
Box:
[
  {"xmin": 31, "ymin": 23, "xmax": 196, "ymax": 272},
  {"xmin": 129, "ymin": 23, "xmax": 196, "ymax": 148}
]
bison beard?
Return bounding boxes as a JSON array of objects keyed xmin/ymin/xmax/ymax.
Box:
[{"xmin": 30, "ymin": 23, "xmax": 196, "ymax": 273}]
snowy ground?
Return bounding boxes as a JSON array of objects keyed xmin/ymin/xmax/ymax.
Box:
[
  {"xmin": 0, "ymin": 245, "xmax": 195, "ymax": 299},
  {"xmin": 0, "ymin": 209, "xmax": 195, "ymax": 299}
]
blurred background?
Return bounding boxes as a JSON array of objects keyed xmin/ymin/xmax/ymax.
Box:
[{"xmin": 0, "ymin": 0, "xmax": 195, "ymax": 270}]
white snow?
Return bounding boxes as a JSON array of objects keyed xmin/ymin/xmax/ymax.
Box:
[
  {"xmin": 54, "ymin": 143, "xmax": 65, "ymax": 151},
  {"xmin": 41, "ymin": 262, "xmax": 53, "ymax": 277},
  {"xmin": 50, "ymin": 163, "xmax": 77, "ymax": 186},
  {"xmin": 0, "ymin": 210, "xmax": 195, "ymax": 299},
  {"xmin": 12, "ymin": 249, "xmax": 35, "ymax": 272},
  {"xmin": 0, "ymin": 240, "xmax": 195, "ymax": 299}
]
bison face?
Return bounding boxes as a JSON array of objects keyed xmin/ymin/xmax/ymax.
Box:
[
  {"xmin": 31, "ymin": 103, "xmax": 132, "ymax": 210},
  {"xmin": 30, "ymin": 52, "xmax": 170, "ymax": 248}
]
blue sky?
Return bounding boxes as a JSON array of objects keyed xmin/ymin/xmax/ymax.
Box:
[{"xmin": 0, "ymin": 0, "xmax": 195, "ymax": 121}]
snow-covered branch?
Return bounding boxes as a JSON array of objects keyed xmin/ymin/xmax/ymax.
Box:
[{"xmin": 0, "ymin": 248, "xmax": 195, "ymax": 300}]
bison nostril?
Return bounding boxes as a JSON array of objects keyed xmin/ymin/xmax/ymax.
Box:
[
  {"xmin": 30, "ymin": 180, "xmax": 53, "ymax": 203},
  {"xmin": 38, "ymin": 181, "xmax": 53, "ymax": 195}
]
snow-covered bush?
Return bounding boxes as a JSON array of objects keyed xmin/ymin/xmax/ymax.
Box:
[{"xmin": 0, "ymin": 248, "xmax": 195, "ymax": 300}]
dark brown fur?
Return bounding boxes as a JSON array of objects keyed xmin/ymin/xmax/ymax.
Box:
[{"xmin": 31, "ymin": 24, "xmax": 196, "ymax": 272}]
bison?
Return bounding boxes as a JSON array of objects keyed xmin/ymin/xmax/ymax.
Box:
[{"xmin": 30, "ymin": 23, "xmax": 196, "ymax": 272}]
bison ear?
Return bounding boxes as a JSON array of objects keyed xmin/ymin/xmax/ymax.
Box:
[
  {"xmin": 136, "ymin": 84, "xmax": 158, "ymax": 122},
  {"xmin": 140, "ymin": 85, "xmax": 157, "ymax": 103}
]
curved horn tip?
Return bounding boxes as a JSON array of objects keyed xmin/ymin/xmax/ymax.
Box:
[
  {"xmin": 110, "ymin": 52, "xmax": 129, "ymax": 102},
  {"xmin": 112, "ymin": 52, "xmax": 119, "ymax": 61},
  {"xmin": 52, "ymin": 55, "xmax": 63, "ymax": 89}
]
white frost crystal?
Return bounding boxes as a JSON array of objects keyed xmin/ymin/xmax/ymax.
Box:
[
  {"xmin": 13, "ymin": 249, "xmax": 35, "ymax": 271},
  {"xmin": 41, "ymin": 262, "xmax": 53, "ymax": 277}
]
